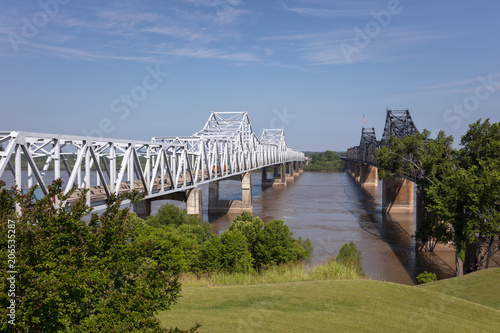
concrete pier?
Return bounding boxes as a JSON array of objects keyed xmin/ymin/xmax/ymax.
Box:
[
  {"xmin": 359, "ymin": 164, "xmax": 378, "ymax": 186},
  {"xmin": 262, "ymin": 164, "xmax": 287, "ymax": 187},
  {"xmin": 133, "ymin": 189, "xmax": 203, "ymax": 219},
  {"xmin": 382, "ymin": 176, "xmax": 414, "ymax": 214},
  {"xmin": 133, "ymin": 199, "xmax": 151, "ymax": 219},
  {"xmin": 186, "ymin": 188, "xmax": 203, "ymax": 219},
  {"xmin": 354, "ymin": 163, "xmax": 361, "ymax": 182},
  {"xmin": 286, "ymin": 162, "xmax": 295, "ymax": 181},
  {"xmin": 208, "ymin": 172, "xmax": 253, "ymax": 214}
]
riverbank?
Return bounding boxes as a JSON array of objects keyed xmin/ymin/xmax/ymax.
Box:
[{"xmin": 159, "ymin": 268, "xmax": 500, "ymax": 332}]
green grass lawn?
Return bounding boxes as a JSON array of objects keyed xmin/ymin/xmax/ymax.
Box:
[
  {"xmin": 159, "ymin": 278, "xmax": 500, "ymax": 332},
  {"xmin": 419, "ymin": 267, "xmax": 500, "ymax": 310}
]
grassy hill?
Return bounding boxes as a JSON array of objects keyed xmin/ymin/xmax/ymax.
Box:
[
  {"xmin": 159, "ymin": 272, "xmax": 500, "ymax": 332},
  {"xmin": 419, "ymin": 267, "xmax": 500, "ymax": 310}
]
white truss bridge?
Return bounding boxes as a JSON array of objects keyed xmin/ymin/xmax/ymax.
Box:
[{"xmin": 0, "ymin": 111, "xmax": 305, "ymax": 210}]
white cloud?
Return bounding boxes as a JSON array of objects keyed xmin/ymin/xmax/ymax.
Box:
[
  {"xmin": 414, "ymin": 73, "xmax": 500, "ymax": 95},
  {"xmin": 159, "ymin": 47, "xmax": 259, "ymax": 62}
]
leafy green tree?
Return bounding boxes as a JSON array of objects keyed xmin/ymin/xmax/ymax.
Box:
[
  {"xmin": 196, "ymin": 235, "xmax": 224, "ymax": 273},
  {"xmin": 458, "ymin": 119, "xmax": 500, "ymax": 269},
  {"xmin": 140, "ymin": 203, "xmax": 212, "ymax": 273},
  {"xmin": 336, "ymin": 242, "xmax": 363, "ymax": 275},
  {"xmin": 254, "ymin": 219, "xmax": 310, "ymax": 269},
  {"xmin": 228, "ymin": 211, "xmax": 264, "ymax": 257},
  {"xmin": 195, "ymin": 230, "xmax": 253, "ymax": 273},
  {"xmin": 219, "ymin": 230, "xmax": 254, "ymax": 273},
  {"xmin": 0, "ymin": 180, "xmax": 192, "ymax": 332},
  {"xmin": 376, "ymin": 120, "xmax": 500, "ymax": 276}
]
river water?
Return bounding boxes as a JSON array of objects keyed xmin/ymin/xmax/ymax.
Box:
[{"xmin": 153, "ymin": 171, "xmax": 456, "ymax": 285}]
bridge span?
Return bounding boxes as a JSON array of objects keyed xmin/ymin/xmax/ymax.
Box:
[
  {"xmin": 0, "ymin": 111, "xmax": 306, "ymax": 218},
  {"xmin": 343, "ymin": 109, "xmax": 418, "ymax": 214}
]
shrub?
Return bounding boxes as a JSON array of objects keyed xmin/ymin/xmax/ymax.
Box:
[
  {"xmin": 336, "ymin": 242, "xmax": 363, "ymax": 274},
  {"xmin": 416, "ymin": 271, "xmax": 438, "ymax": 284}
]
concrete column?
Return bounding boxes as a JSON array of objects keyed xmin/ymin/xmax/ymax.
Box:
[
  {"xmin": 286, "ymin": 162, "xmax": 294, "ymax": 181},
  {"xmin": 261, "ymin": 167, "xmax": 268, "ymax": 183},
  {"xmin": 133, "ymin": 199, "xmax": 151, "ymax": 219},
  {"xmin": 242, "ymin": 172, "xmax": 252, "ymax": 207},
  {"xmin": 208, "ymin": 173, "xmax": 253, "ymax": 214},
  {"xmin": 382, "ymin": 176, "xmax": 414, "ymax": 214},
  {"xmin": 209, "ymin": 181, "xmax": 219, "ymax": 208},
  {"xmin": 359, "ymin": 165, "xmax": 378, "ymax": 187},
  {"xmin": 280, "ymin": 163, "xmax": 287, "ymax": 185},
  {"xmin": 349, "ymin": 161, "xmax": 356, "ymax": 178},
  {"xmin": 354, "ymin": 163, "xmax": 361, "ymax": 183},
  {"xmin": 186, "ymin": 188, "xmax": 203, "ymax": 219},
  {"xmin": 293, "ymin": 161, "xmax": 299, "ymax": 177}
]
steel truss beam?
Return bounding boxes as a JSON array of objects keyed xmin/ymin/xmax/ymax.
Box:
[{"xmin": 346, "ymin": 109, "xmax": 418, "ymax": 164}]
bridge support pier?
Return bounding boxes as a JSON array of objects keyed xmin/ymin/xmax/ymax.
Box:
[
  {"xmin": 133, "ymin": 189, "xmax": 203, "ymax": 220},
  {"xmin": 382, "ymin": 176, "xmax": 414, "ymax": 214},
  {"xmin": 350, "ymin": 161, "xmax": 356, "ymax": 178},
  {"xmin": 359, "ymin": 165, "xmax": 378, "ymax": 186},
  {"xmin": 186, "ymin": 188, "xmax": 203, "ymax": 219},
  {"xmin": 133, "ymin": 199, "xmax": 151, "ymax": 219},
  {"xmin": 354, "ymin": 163, "xmax": 361, "ymax": 182},
  {"xmin": 209, "ymin": 172, "xmax": 253, "ymax": 214},
  {"xmin": 293, "ymin": 161, "xmax": 300, "ymax": 177},
  {"xmin": 262, "ymin": 164, "xmax": 287, "ymax": 187},
  {"xmin": 286, "ymin": 162, "xmax": 295, "ymax": 181},
  {"xmin": 298, "ymin": 161, "xmax": 304, "ymax": 174}
]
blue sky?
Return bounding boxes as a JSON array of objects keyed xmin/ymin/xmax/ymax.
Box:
[{"xmin": 1, "ymin": 0, "xmax": 499, "ymax": 151}]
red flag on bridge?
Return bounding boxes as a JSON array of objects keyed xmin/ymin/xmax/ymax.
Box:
[{"xmin": 363, "ymin": 114, "xmax": 365, "ymax": 125}]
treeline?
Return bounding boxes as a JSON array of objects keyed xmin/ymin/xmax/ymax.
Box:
[
  {"xmin": 0, "ymin": 181, "xmax": 312, "ymax": 332},
  {"xmin": 304, "ymin": 150, "xmax": 345, "ymax": 171}
]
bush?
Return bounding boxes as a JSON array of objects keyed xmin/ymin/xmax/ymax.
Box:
[
  {"xmin": 205, "ymin": 212, "xmax": 313, "ymax": 272},
  {"xmin": 416, "ymin": 271, "xmax": 438, "ymax": 284},
  {"xmin": 336, "ymin": 242, "xmax": 363, "ymax": 275}
]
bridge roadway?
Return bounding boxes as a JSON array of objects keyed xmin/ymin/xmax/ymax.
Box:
[{"xmin": 0, "ymin": 111, "xmax": 306, "ymax": 218}]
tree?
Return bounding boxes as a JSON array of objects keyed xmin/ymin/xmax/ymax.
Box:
[
  {"xmin": 376, "ymin": 120, "xmax": 500, "ymax": 276},
  {"xmin": 254, "ymin": 219, "xmax": 310, "ymax": 269},
  {"xmin": 458, "ymin": 119, "xmax": 500, "ymax": 269},
  {"xmin": 0, "ymin": 180, "xmax": 191, "ymax": 332},
  {"xmin": 228, "ymin": 211, "xmax": 264, "ymax": 258},
  {"xmin": 336, "ymin": 242, "xmax": 363, "ymax": 275},
  {"xmin": 195, "ymin": 229, "xmax": 253, "ymax": 274}
]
